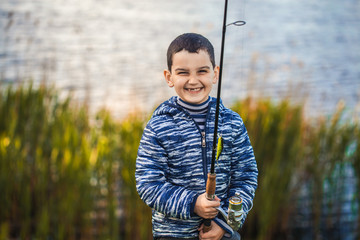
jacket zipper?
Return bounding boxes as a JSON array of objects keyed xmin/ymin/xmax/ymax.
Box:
[
  {"xmin": 201, "ymin": 132, "xmax": 206, "ymax": 147},
  {"xmin": 201, "ymin": 131, "xmax": 208, "ymax": 183}
]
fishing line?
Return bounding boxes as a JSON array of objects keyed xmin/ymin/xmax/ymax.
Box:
[
  {"xmin": 238, "ymin": 0, "xmax": 247, "ymax": 102},
  {"xmin": 210, "ymin": 1, "xmax": 246, "ymax": 174},
  {"xmin": 224, "ymin": 0, "xmax": 247, "ymax": 104},
  {"xmin": 204, "ymin": 0, "xmax": 247, "ymax": 233}
]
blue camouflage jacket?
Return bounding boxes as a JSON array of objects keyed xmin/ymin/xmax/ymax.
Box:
[{"xmin": 135, "ymin": 96, "xmax": 258, "ymax": 238}]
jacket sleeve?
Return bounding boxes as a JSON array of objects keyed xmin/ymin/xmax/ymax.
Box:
[
  {"xmin": 229, "ymin": 115, "xmax": 258, "ymax": 225},
  {"xmin": 135, "ymin": 122, "xmax": 198, "ymax": 220}
]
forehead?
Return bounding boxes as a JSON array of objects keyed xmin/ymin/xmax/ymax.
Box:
[{"xmin": 171, "ymin": 50, "xmax": 212, "ymax": 70}]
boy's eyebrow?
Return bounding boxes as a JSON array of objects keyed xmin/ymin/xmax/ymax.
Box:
[
  {"xmin": 174, "ymin": 66, "xmax": 211, "ymax": 72},
  {"xmin": 198, "ymin": 66, "xmax": 211, "ymax": 70},
  {"xmin": 174, "ymin": 68, "xmax": 189, "ymax": 72}
]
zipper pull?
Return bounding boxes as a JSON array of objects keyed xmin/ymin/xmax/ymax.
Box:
[{"xmin": 201, "ymin": 132, "xmax": 206, "ymax": 147}]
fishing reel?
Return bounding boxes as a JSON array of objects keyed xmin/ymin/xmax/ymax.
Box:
[{"xmin": 217, "ymin": 192, "xmax": 246, "ymax": 231}]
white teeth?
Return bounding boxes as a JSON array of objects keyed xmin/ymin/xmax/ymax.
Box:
[{"xmin": 188, "ymin": 88, "xmax": 201, "ymax": 91}]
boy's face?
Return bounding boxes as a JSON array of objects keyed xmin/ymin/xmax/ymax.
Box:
[{"xmin": 164, "ymin": 50, "xmax": 219, "ymax": 105}]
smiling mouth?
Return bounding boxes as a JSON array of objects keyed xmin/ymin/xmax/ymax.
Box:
[{"xmin": 185, "ymin": 87, "xmax": 203, "ymax": 92}]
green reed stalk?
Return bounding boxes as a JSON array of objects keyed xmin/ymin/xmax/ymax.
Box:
[
  {"xmin": 117, "ymin": 113, "xmax": 152, "ymax": 240},
  {"xmin": 1, "ymin": 83, "xmax": 359, "ymax": 240},
  {"xmin": 232, "ymin": 98, "xmax": 359, "ymax": 240},
  {"xmin": 232, "ymin": 97, "xmax": 304, "ymax": 239},
  {"xmin": 0, "ymin": 84, "xmax": 94, "ymax": 239}
]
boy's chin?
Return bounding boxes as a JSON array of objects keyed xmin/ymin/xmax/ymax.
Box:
[{"xmin": 182, "ymin": 95, "xmax": 208, "ymax": 104}]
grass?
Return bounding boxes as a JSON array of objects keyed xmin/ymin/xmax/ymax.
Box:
[{"xmin": 0, "ymin": 84, "xmax": 359, "ymax": 239}]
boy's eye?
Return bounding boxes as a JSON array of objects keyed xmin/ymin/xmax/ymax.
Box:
[
  {"xmin": 198, "ymin": 69, "xmax": 208, "ymax": 74},
  {"xmin": 178, "ymin": 72, "xmax": 188, "ymax": 75}
]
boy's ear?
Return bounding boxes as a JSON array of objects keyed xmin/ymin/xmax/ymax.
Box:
[
  {"xmin": 213, "ymin": 65, "xmax": 220, "ymax": 84},
  {"xmin": 164, "ymin": 69, "xmax": 174, "ymax": 87}
]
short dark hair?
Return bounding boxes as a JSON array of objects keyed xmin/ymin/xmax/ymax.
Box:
[{"xmin": 167, "ymin": 33, "xmax": 216, "ymax": 71}]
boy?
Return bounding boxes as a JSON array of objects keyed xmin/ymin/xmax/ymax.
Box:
[{"xmin": 135, "ymin": 33, "xmax": 258, "ymax": 240}]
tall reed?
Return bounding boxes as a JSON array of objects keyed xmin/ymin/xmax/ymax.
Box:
[
  {"xmin": 233, "ymin": 98, "xmax": 359, "ymax": 240},
  {"xmin": 0, "ymin": 84, "xmax": 358, "ymax": 240},
  {"xmin": 0, "ymin": 84, "xmax": 94, "ymax": 239},
  {"xmin": 232, "ymin": 97, "xmax": 304, "ymax": 239},
  {"xmin": 0, "ymin": 83, "xmax": 153, "ymax": 239},
  {"xmin": 300, "ymin": 104, "xmax": 359, "ymax": 240},
  {"xmin": 117, "ymin": 113, "xmax": 152, "ymax": 240}
]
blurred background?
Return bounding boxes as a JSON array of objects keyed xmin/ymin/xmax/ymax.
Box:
[
  {"xmin": 0, "ymin": 0, "xmax": 360, "ymax": 239},
  {"xmin": 1, "ymin": 0, "xmax": 359, "ymax": 119}
]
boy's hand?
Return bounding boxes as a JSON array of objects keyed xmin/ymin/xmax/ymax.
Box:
[
  {"xmin": 198, "ymin": 220, "xmax": 225, "ymax": 240},
  {"xmin": 194, "ymin": 193, "xmax": 220, "ymax": 219}
]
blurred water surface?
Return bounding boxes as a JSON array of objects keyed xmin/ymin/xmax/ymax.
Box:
[{"xmin": 0, "ymin": 0, "xmax": 360, "ymax": 118}]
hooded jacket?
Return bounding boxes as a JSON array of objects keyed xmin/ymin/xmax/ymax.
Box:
[{"xmin": 135, "ymin": 96, "xmax": 258, "ymax": 238}]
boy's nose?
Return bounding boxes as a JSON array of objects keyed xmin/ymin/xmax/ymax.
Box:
[{"xmin": 188, "ymin": 75, "xmax": 198, "ymax": 84}]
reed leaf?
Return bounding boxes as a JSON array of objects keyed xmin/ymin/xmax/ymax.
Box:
[{"xmin": 0, "ymin": 84, "xmax": 358, "ymax": 240}]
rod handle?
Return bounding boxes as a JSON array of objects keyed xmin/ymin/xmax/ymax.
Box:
[
  {"xmin": 203, "ymin": 173, "xmax": 216, "ymax": 233},
  {"xmin": 203, "ymin": 219, "xmax": 212, "ymax": 233},
  {"xmin": 206, "ymin": 173, "xmax": 216, "ymax": 200}
]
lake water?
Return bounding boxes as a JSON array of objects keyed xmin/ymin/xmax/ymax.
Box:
[
  {"xmin": 1, "ymin": 1, "xmax": 359, "ymax": 237},
  {"xmin": 1, "ymin": 0, "xmax": 360, "ymax": 119}
]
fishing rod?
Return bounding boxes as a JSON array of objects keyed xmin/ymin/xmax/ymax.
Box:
[{"xmin": 203, "ymin": 0, "xmax": 246, "ymax": 233}]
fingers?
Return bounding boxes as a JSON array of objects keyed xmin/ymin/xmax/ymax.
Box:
[
  {"xmin": 206, "ymin": 199, "xmax": 220, "ymax": 218},
  {"xmin": 209, "ymin": 199, "xmax": 221, "ymax": 208},
  {"xmin": 199, "ymin": 221, "xmax": 225, "ymax": 240},
  {"xmin": 203, "ymin": 201, "xmax": 219, "ymax": 219},
  {"xmin": 206, "ymin": 205, "xmax": 220, "ymax": 216},
  {"xmin": 203, "ymin": 210, "xmax": 218, "ymax": 219},
  {"xmin": 194, "ymin": 193, "xmax": 221, "ymax": 219}
]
